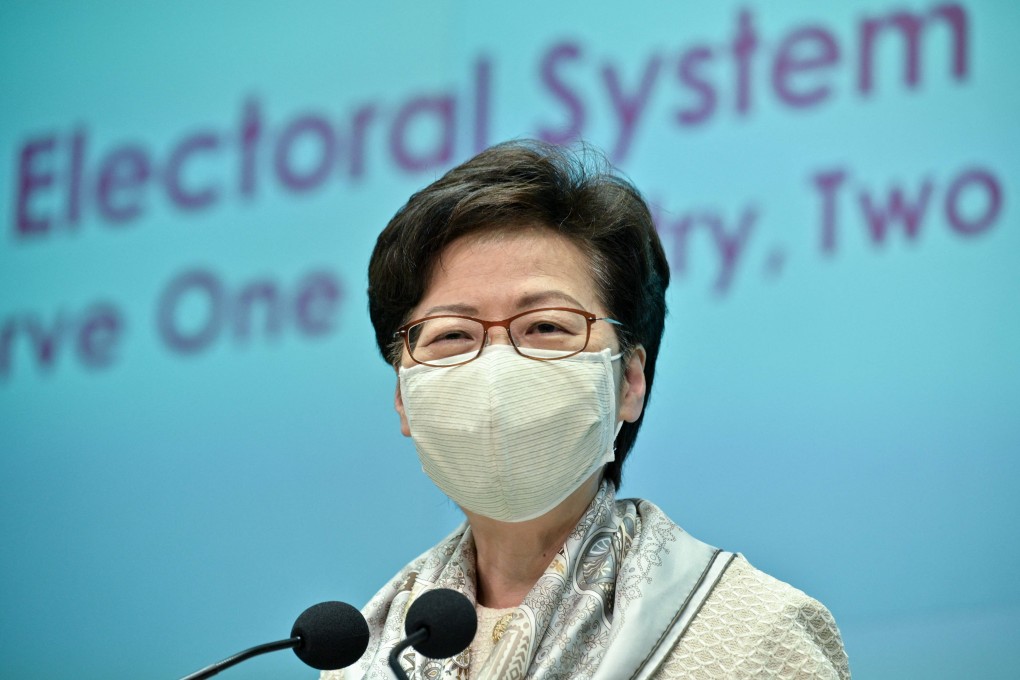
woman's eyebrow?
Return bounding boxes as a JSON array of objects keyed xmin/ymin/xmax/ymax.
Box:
[
  {"xmin": 421, "ymin": 303, "xmax": 479, "ymax": 317},
  {"xmin": 516, "ymin": 291, "xmax": 586, "ymax": 310},
  {"xmin": 420, "ymin": 291, "xmax": 586, "ymax": 318}
]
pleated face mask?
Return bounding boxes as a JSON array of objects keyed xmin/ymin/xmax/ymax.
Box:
[{"xmin": 398, "ymin": 345, "xmax": 622, "ymax": 523}]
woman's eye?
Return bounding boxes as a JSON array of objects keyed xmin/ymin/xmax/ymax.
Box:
[
  {"xmin": 529, "ymin": 322, "xmax": 565, "ymax": 334},
  {"xmin": 425, "ymin": 328, "xmax": 475, "ymax": 344}
]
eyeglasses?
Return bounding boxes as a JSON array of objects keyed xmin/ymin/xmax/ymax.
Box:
[{"xmin": 395, "ymin": 307, "xmax": 623, "ymax": 367}]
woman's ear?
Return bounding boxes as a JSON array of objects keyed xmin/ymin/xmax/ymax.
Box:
[
  {"xmin": 394, "ymin": 379, "xmax": 411, "ymax": 437},
  {"xmin": 618, "ymin": 345, "xmax": 647, "ymax": 423}
]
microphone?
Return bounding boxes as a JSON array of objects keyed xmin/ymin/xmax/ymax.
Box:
[
  {"xmin": 387, "ymin": 589, "xmax": 476, "ymax": 680},
  {"xmin": 180, "ymin": 601, "xmax": 370, "ymax": 680}
]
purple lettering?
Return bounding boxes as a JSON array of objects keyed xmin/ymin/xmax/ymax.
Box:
[
  {"xmin": 772, "ymin": 27, "xmax": 840, "ymax": 107},
  {"xmin": 157, "ymin": 269, "xmax": 224, "ymax": 354},
  {"xmin": 239, "ymin": 98, "xmax": 262, "ymax": 197},
  {"xmin": 537, "ymin": 41, "xmax": 585, "ymax": 145},
  {"xmin": 389, "ymin": 96, "xmax": 455, "ymax": 173},
  {"xmin": 275, "ymin": 114, "xmax": 338, "ymax": 191},
  {"xmin": 96, "ymin": 145, "xmax": 151, "ymax": 224},
  {"xmin": 859, "ymin": 3, "xmax": 969, "ymax": 93},
  {"xmin": 0, "ymin": 318, "xmax": 15, "ymax": 377},
  {"xmin": 76, "ymin": 304, "xmax": 122, "ymax": 368},
  {"xmin": 232, "ymin": 280, "xmax": 282, "ymax": 341},
  {"xmin": 935, "ymin": 4, "xmax": 969, "ymax": 81},
  {"xmin": 1, "ymin": 304, "xmax": 125, "ymax": 378},
  {"xmin": 732, "ymin": 9, "xmax": 759, "ymax": 115},
  {"xmin": 858, "ymin": 178, "xmax": 933, "ymax": 243},
  {"xmin": 652, "ymin": 206, "xmax": 756, "ymax": 294},
  {"xmin": 295, "ymin": 272, "xmax": 343, "ymax": 336},
  {"xmin": 812, "ymin": 168, "xmax": 847, "ymax": 254},
  {"xmin": 675, "ymin": 46, "xmax": 716, "ymax": 126},
  {"xmin": 166, "ymin": 132, "xmax": 222, "ymax": 210},
  {"xmin": 945, "ymin": 168, "xmax": 1001, "ymax": 236},
  {"xmin": 601, "ymin": 54, "xmax": 662, "ymax": 162},
  {"xmin": 67, "ymin": 129, "xmax": 86, "ymax": 225},
  {"xmin": 349, "ymin": 104, "xmax": 377, "ymax": 179},
  {"xmin": 24, "ymin": 313, "xmax": 64, "ymax": 370},
  {"xmin": 15, "ymin": 136, "xmax": 56, "ymax": 236},
  {"xmin": 706, "ymin": 207, "xmax": 757, "ymax": 294},
  {"xmin": 155, "ymin": 268, "xmax": 346, "ymax": 354},
  {"xmin": 655, "ymin": 213, "xmax": 697, "ymax": 275}
]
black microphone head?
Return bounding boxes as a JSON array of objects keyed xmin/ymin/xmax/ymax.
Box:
[
  {"xmin": 403, "ymin": 588, "xmax": 477, "ymax": 659},
  {"xmin": 290, "ymin": 600, "xmax": 370, "ymax": 670}
]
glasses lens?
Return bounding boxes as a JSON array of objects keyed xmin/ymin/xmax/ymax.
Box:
[
  {"xmin": 510, "ymin": 309, "xmax": 590, "ymax": 357},
  {"xmin": 407, "ymin": 317, "xmax": 485, "ymax": 365}
]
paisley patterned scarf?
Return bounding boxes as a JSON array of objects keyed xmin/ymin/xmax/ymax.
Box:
[{"xmin": 327, "ymin": 483, "xmax": 731, "ymax": 680}]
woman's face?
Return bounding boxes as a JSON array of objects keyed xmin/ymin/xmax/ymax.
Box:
[{"xmin": 394, "ymin": 226, "xmax": 647, "ymax": 437}]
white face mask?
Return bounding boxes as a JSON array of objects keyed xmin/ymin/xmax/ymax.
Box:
[{"xmin": 398, "ymin": 345, "xmax": 622, "ymax": 523}]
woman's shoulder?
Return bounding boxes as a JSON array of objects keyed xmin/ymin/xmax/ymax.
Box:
[{"xmin": 657, "ymin": 554, "xmax": 851, "ymax": 679}]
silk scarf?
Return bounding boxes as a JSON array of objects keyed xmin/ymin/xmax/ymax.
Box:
[{"xmin": 330, "ymin": 482, "xmax": 733, "ymax": 680}]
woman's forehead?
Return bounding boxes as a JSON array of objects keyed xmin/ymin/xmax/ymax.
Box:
[{"xmin": 416, "ymin": 227, "xmax": 603, "ymax": 315}]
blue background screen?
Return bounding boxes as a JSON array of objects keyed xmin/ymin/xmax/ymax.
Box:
[{"xmin": 1, "ymin": 2, "xmax": 1017, "ymax": 677}]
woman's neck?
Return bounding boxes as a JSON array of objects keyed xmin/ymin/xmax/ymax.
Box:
[{"xmin": 465, "ymin": 473, "xmax": 601, "ymax": 608}]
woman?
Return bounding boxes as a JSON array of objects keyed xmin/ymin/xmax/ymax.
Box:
[{"xmin": 327, "ymin": 141, "xmax": 850, "ymax": 679}]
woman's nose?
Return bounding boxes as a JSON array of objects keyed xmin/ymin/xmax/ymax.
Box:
[{"xmin": 485, "ymin": 325, "xmax": 514, "ymax": 346}]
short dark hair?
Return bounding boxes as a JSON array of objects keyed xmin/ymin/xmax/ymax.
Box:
[{"xmin": 368, "ymin": 140, "xmax": 670, "ymax": 488}]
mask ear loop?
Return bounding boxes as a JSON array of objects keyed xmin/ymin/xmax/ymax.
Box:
[
  {"xmin": 606, "ymin": 348, "xmax": 625, "ymax": 458},
  {"xmin": 584, "ymin": 346, "xmax": 625, "ymax": 486}
]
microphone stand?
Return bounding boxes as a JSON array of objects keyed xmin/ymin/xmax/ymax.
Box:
[
  {"xmin": 180, "ymin": 636, "xmax": 300, "ymax": 680},
  {"xmin": 387, "ymin": 628, "xmax": 428, "ymax": 680}
]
